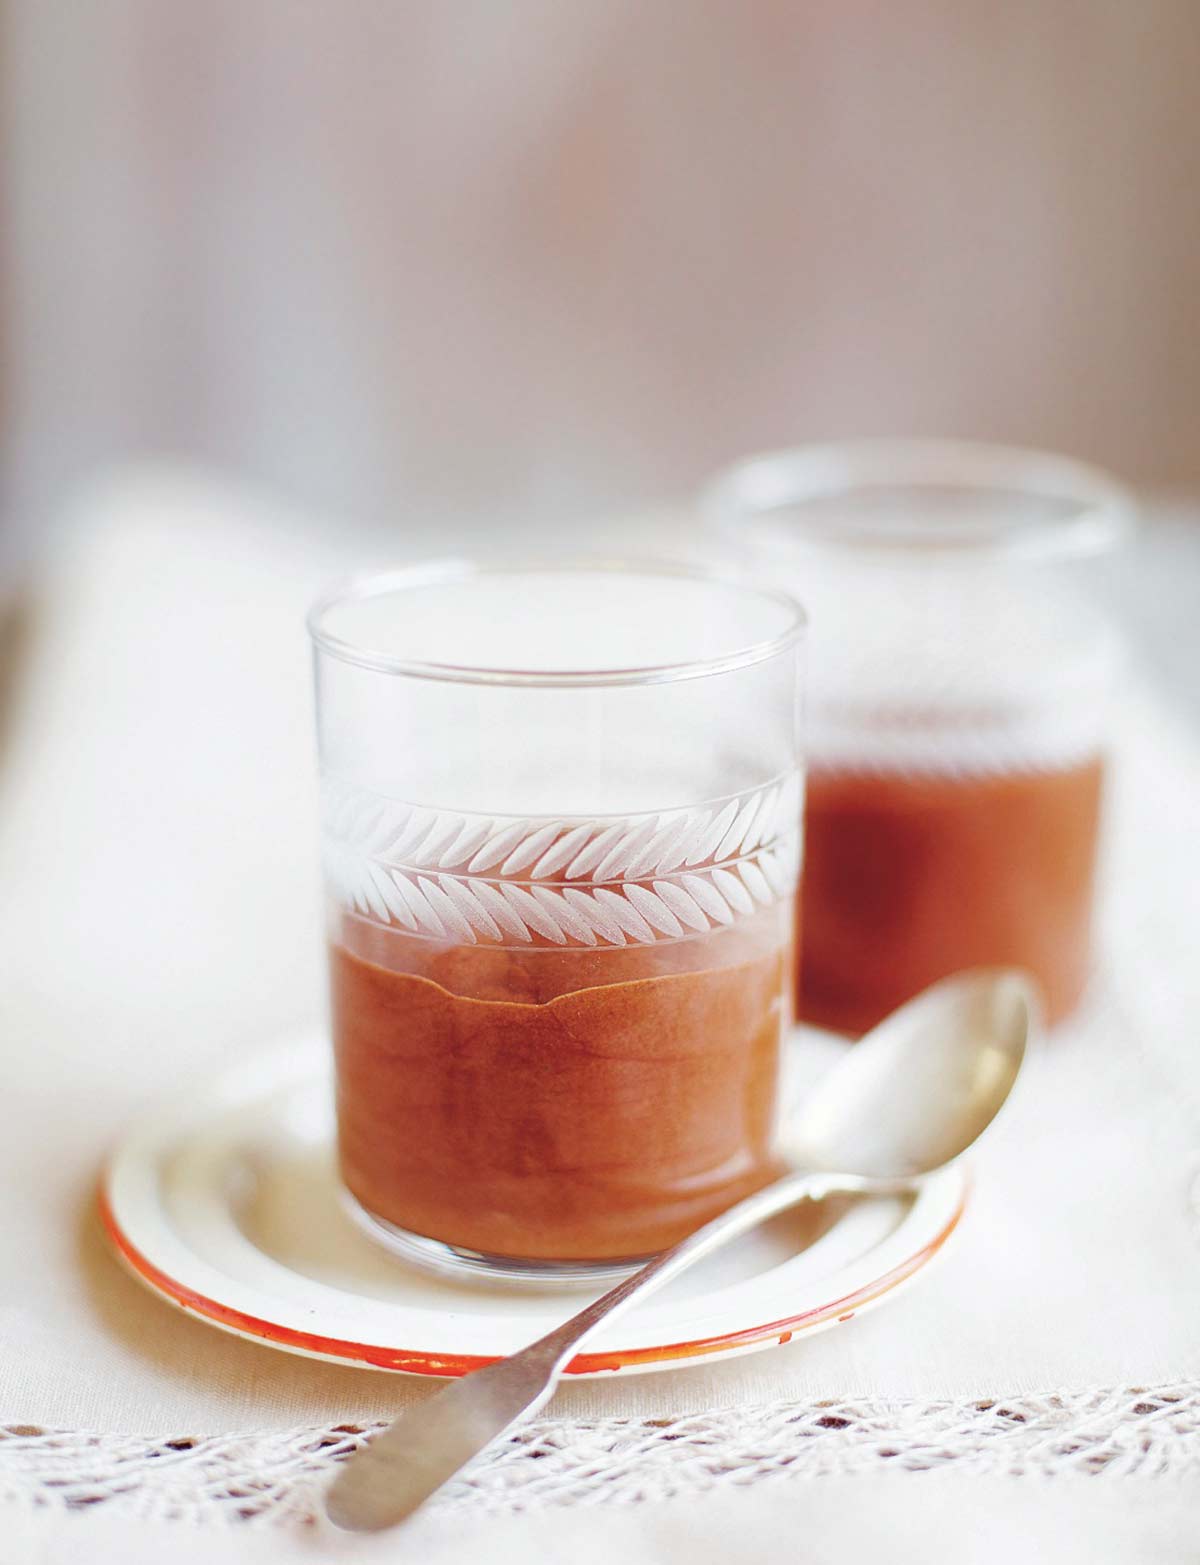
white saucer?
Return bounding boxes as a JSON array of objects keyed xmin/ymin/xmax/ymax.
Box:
[{"xmin": 100, "ymin": 1032, "xmax": 966, "ymax": 1379}]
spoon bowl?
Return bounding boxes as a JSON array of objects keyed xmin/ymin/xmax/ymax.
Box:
[{"xmin": 792, "ymin": 968, "xmax": 1036, "ymax": 1180}]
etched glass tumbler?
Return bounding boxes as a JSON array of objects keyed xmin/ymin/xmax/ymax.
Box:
[
  {"xmin": 308, "ymin": 562, "xmax": 805, "ymax": 1282},
  {"xmin": 704, "ymin": 440, "xmax": 1133, "ymax": 1036}
]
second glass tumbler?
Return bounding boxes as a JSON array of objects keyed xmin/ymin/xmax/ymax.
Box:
[{"xmin": 705, "ymin": 440, "xmax": 1133, "ymax": 1035}]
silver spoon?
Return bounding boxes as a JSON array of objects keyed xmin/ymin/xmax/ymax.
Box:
[{"xmin": 327, "ymin": 967, "xmax": 1035, "ymax": 1532}]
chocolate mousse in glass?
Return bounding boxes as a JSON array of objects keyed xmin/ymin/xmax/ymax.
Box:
[
  {"xmin": 705, "ymin": 440, "xmax": 1133, "ymax": 1035},
  {"xmin": 309, "ymin": 562, "xmax": 805, "ymax": 1281}
]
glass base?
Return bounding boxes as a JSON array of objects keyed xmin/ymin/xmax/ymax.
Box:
[{"xmin": 340, "ymin": 1189, "xmax": 655, "ymax": 1288}]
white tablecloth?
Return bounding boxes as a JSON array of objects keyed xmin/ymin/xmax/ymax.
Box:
[{"xmin": 0, "ymin": 472, "xmax": 1197, "ymax": 1558}]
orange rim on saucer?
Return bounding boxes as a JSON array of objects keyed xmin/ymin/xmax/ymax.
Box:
[
  {"xmin": 99, "ymin": 1181, "xmax": 964, "ymax": 1377},
  {"xmin": 98, "ymin": 1033, "xmax": 968, "ymax": 1379}
]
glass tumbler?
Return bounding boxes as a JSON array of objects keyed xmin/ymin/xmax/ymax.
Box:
[
  {"xmin": 704, "ymin": 440, "xmax": 1133, "ymax": 1036},
  {"xmin": 308, "ymin": 561, "xmax": 804, "ymax": 1282}
]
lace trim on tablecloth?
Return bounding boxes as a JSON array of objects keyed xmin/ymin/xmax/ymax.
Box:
[{"xmin": 2, "ymin": 1384, "xmax": 1198, "ymax": 1529}]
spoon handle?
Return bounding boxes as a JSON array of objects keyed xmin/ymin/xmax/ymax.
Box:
[{"xmin": 326, "ymin": 1167, "xmax": 895, "ymax": 1533}]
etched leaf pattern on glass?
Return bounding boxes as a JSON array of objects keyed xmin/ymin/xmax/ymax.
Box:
[{"xmin": 322, "ymin": 774, "xmax": 803, "ymax": 945}]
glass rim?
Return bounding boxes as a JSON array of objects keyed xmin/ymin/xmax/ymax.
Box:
[
  {"xmin": 307, "ymin": 556, "xmax": 807, "ymax": 687},
  {"xmin": 701, "ymin": 437, "xmax": 1136, "ymax": 561}
]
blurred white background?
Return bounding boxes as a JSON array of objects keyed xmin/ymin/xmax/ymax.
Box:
[{"xmin": 4, "ymin": 0, "xmax": 1200, "ymax": 555}]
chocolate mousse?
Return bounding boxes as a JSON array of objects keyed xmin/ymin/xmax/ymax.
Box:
[
  {"xmin": 332, "ymin": 912, "xmax": 788, "ymax": 1262},
  {"xmin": 801, "ymin": 758, "xmax": 1103, "ymax": 1034}
]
